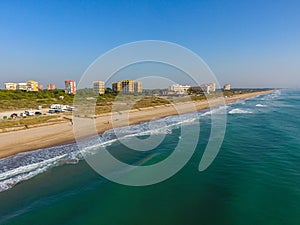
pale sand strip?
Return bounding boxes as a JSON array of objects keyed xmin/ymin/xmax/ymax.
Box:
[{"xmin": 0, "ymin": 90, "xmax": 273, "ymax": 159}]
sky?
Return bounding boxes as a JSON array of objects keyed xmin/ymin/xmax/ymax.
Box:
[{"xmin": 0, "ymin": 0, "xmax": 300, "ymax": 89}]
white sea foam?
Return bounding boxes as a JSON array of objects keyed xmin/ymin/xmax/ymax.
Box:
[
  {"xmin": 200, "ymin": 106, "xmax": 228, "ymax": 116},
  {"xmin": 0, "ymin": 155, "xmax": 68, "ymax": 192},
  {"xmin": 0, "ymin": 154, "xmax": 66, "ymax": 181},
  {"xmin": 81, "ymin": 115, "xmax": 199, "ymax": 155},
  {"xmin": 0, "ymin": 111, "xmax": 201, "ymax": 192},
  {"xmin": 256, "ymin": 104, "xmax": 267, "ymax": 107},
  {"xmin": 228, "ymin": 108, "xmax": 253, "ymax": 114},
  {"xmin": 261, "ymin": 90, "xmax": 281, "ymax": 101}
]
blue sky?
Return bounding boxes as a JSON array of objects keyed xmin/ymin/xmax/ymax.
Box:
[{"xmin": 1, "ymin": 0, "xmax": 300, "ymax": 88}]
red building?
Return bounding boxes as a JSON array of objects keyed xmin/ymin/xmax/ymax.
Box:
[
  {"xmin": 64, "ymin": 80, "xmax": 76, "ymax": 94},
  {"xmin": 47, "ymin": 84, "xmax": 56, "ymax": 90}
]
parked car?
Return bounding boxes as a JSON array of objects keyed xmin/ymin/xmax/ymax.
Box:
[
  {"xmin": 35, "ymin": 111, "xmax": 42, "ymax": 115},
  {"xmin": 20, "ymin": 112, "xmax": 27, "ymax": 117},
  {"xmin": 66, "ymin": 106, "xmax": 75, "ymax": 111},
  {"xmin": 55, "ymin": 109, "xmax": 64, "ymax": 113},
  {"xmin": 48, "ymin": 109, "xmax": 56, "ymax": 114},
  {"xmin": 25, "ymin": 110, "xmax": 35, "ymax": 116}
]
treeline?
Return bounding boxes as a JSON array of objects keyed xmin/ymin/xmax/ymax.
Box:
[
  {"xmin": 0, "ymin": 89, "xmax": 74, "ymax": 101},
  {"xmin": 0, "ymin": 89, "xmax": 75, "ymax": 111}
]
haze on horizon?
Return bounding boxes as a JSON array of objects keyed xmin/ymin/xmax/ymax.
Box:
[{"xmin": 0, "ymin": 0, "xmax": 300, "ymax": 89}]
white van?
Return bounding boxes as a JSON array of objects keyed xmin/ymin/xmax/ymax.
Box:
[{"xmin": 25, "ymin": 110, "xmax": 35, "ymax": 116}]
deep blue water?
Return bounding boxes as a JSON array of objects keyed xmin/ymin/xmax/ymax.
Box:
[{"xmin": 1, "ymin": 89, "xmax": 300, "ymax": 225}]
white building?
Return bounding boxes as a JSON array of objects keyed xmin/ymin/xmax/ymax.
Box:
[
  {"xmin": 17, "ymin": 82, "xmax": 28, "ymax": 91},
  {"xmin": 190, "ymin": 82, "xmax": 216, "ymax": 94},
  {"xmin": 223, "ymin": 84, "xmax": 231, "ymax": 91},
  {"xmin": 4, "ymin": 82, "xmax": 17, "ymax": 90},
  {"xmin": 209, "ymin": 83, "xmax": 216, "ymax": 92},
  {"xmin": 199, "ymin": 83, "xmax": 216, "ymax": 93},
  {"xmin": 169, "ymin": 84, "xmax": 191, "ymax": 94}
]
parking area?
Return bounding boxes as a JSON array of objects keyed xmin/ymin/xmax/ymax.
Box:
[{"xmin": 0, "ymin": 104, "xmax": 74, "ymax": 120}]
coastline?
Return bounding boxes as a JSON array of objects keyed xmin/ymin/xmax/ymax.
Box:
[{"xmin": 0, "ymin": 90, "xmax": 274, "ymax": 159}]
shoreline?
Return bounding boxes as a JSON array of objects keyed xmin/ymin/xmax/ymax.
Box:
[{"xmin": 0, "ymin": 90, "xmax": 274, "ymax": 159}]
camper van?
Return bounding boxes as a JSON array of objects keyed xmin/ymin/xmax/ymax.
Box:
[{"xmin": 25, "ymin": 110, "xmax": 35, "ymax": 116}]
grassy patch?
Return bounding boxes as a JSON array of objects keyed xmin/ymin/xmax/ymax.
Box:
[{"xmin": 0, "ymin": 115, "xmax": 62, "ymax": 130}]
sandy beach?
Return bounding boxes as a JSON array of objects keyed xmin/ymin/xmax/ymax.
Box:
[{"xmin": 0, "ymin": 90, "xmax": 273, "ymax": 159}]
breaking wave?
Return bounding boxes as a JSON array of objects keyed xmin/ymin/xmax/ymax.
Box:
[
  {"xmin": 260, "ymin": 90, "xmax": 281, "ymax": 101},
  {"xmin": 1, "ymin": 89, "xmax": 276, "ymax": 192},
  {"xmin": 200, "ymin": 105, "xmax": 228, "ymax": 117},
  {"xmin": 228, "ymin": 108, "xmax": 253, "ymax": 114},
  {"xmin": 0, "ymin": 111, "xmax": 200, "ymax": 192},
  {"xmin": 256, "ymin": 104, "xmax": 267, "ymax": 107}
]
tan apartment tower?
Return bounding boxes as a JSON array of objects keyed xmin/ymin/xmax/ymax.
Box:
[
  {"xmin": 112, "ymin": 82, "xmax": 122, "ymax": 92},
  {"xmin": 121, "ymin": 80, "xmax": 134, "ymax": 93},
  {"xmin": 134, "ymin": 81, "xmax": 142, "ymax": 93},
  {"xmin": 112, "ymin": 80, "xmax": 142, "ymax": 93},
  {"xmin": 93, "ymin": 81, "xmax": 105, "ymax": 94}
]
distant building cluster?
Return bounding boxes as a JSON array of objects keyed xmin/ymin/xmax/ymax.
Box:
[
  {"xmin": 92, "ymin": 80, "xmax": 142, "ymax": 94},
  {"xmin": 4, "ymin": 79, "xmax": 77, "ymax": 95},
  {"xmin": 169, "ymin": 84, "xmax": 191, "ymax": 95},
  {"xmin": 112, "ymin": 80, "xmax": 142, "ymax": 93},
  {"xmin": 4, "ymin": 80, "xmax": 40, "ymax": 92},
  {"xmin": 170, "ymin": 83, "xmax": 217, "ymax": 94},
  {"xmin": 191, "ymin": 83, "xmax": 216, "ymax": 94},
  {"xmin": 3, "ymin": 78, "xmax": 144, "ymax": 95},
  {"xmin": 3, "ymin": 78, "xmax": 229, "ymax": 96}
]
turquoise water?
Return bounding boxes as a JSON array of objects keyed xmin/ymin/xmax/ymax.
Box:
[{"xmin": 1, "ymin": 89, "xmax": 300, "ymax": 225}]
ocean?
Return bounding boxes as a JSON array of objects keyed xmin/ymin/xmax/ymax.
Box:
[{"xmin": 0, "ymin": 89, "xmax": 300, "ymax": 225}]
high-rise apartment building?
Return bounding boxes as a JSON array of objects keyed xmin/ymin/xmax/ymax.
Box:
[
  {"xmin": 93, "ymin": 81, "xmax": 105, "ymax": 94},
  {"xmin": 4, "ymin": 83, "xmax": 17, "ymax": 90},
  {"xmin": 112, "ymin": 82, "xmax": 122, "ymax": 92},
  {"xmin": 121, "ymin": 80, "xmax": 134, "ymax": 93},
  {"xmin": 112, "ymin": 80, "xmax": 142, "ymax": 93},
  {"xmin": 134, "ymin": 81, "xmax": 142, "ymax": 93},
  {"xmin": 65, "ymin": 80, "xmax": 76, "ymax": 94}
]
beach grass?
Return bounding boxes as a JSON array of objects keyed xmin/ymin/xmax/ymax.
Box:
[{"xmin": 0, "ymin": 115, "xmax": 63, "ymax": 130}]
